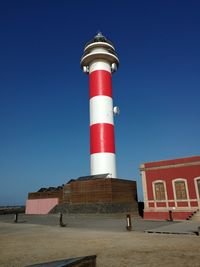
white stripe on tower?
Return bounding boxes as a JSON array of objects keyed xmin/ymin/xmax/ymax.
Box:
[
  {"xmin": 90, "ymin": 96, "xmax": 114, "ymax": 125},
  {"xmin": 89, "ymin": 60, "xmax": 116, "ymax": 177}
]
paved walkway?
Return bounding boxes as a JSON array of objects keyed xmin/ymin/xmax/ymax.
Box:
[
  {"xmin": 0, "ymin": 213, "xmax": 199, "ymax": 235},
  {"xmin": 146, "ymin": 220, "xmax": 200, "ymax": 235}
]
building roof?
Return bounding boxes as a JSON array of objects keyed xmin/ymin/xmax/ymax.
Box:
[
  {"xmin": 67, "ymin": 173, "xmax": 111, "ymax": 183},
  {"xmin": 37, "ymin": 185, "xmax": 64, "ymax": 192},
  {"xmin": 140, "ymin": 155, "xmax": 200, "ymax": 170}
]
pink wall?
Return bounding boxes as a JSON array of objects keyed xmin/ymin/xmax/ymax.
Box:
[{"xmin": 25, "ymin": 198, "xmax": 59, "ymax": 214}]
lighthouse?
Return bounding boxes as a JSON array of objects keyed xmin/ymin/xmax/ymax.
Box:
[
  {"xmin": 81, "ymin": 32, "xmax": 119, "ymax": 178},
  {"xmin": 25, "ymin": 33, "xmax": 138, "ymax": 215}
]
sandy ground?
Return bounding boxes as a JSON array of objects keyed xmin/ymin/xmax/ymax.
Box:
[{"xmin": 0, "ymin": 217, "xmax": 200, "ymax": 267}]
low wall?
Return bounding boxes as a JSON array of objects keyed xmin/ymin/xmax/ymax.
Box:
[
  {"xmin": 50, "ymin": 202, "xmax": 139, "ymax": 214},
  {"xmin": 26, "ymin": 255, "xmax": 96, "ymax": 267},
  {"xmin": 0, "ymin": 206, "xmax": 25, "ymax": 215},
  {"xmin": 144, "ymin": 211, "xmax": 194, "ymax": 221}
]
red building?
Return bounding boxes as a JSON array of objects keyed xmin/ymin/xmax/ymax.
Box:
[{"xmin": 141, "ymin": 156, "xmax": 200, "ymax": 220}]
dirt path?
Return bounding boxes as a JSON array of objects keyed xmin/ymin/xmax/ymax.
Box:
[{"xmin": 0, "ymin": 222, "xmax": 200, "ymax": 267}]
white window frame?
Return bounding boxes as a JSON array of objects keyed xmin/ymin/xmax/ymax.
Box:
[
  {"xmin": 194, "ymin": 177, "xmax": 200, "ymax": 208},
  {"xmin": 172, "ymin": 178, "xmax": 190, "ymax": 208},
  {"xmin": 152, "ymin": 180, "xmax": 168, "ymax": 208}
]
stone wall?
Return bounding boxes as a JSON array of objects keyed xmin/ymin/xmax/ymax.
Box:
[{"xmin": 50, "ymin": 202, "xmax": 138, "ymax": 214}]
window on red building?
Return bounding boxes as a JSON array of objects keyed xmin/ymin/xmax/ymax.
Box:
[
  {"xmin": 154, "ymin": 182, "xmax": 166, "ymax": 200},
  {"xmin": 175, "ymin": 181, "xmax": 187, "ymax": 200},
  {"xmin": 197, "ymin": 179, "xmax": 200, "ymax": 198}
]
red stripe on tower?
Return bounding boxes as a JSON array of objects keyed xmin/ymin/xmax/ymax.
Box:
[
  {"xmin": 89, "ymin": 70, "xmax": 112, "ymax": 98},
  {"xmin": 90, "ymin": 123, "xmax": 115, "ymax": 154}
]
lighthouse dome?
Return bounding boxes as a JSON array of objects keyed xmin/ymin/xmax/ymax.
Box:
[
  {"xmin": 81, "ymin": 32, "xmax": 119, "ymax": 69},
  {"xmin": 84, "ymin": 32, "xmax": 114, "ymax": 49}
]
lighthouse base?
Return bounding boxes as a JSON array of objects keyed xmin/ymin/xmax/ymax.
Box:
[
  {"xmin": 26, "ymin": 176, "xmax": 138, "ymax": 215},
  {"xmin": 52, "ymin": 176, "xmax": 138, "ymax": 214}
]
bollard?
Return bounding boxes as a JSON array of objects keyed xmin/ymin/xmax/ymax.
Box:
[
  {"xmin": 126, "ymin": 214, "xmax": 132, "ymax": 231},
  {"xmin": 59, "ymin": 213, "xmax": 63, "ymax": 226},
  {"xmin": 14, "ymin": 213, "xmax": 18, "ymax": 223},
  {"xmin": 169, "ymin": 210, "xmax": 173, "ymax": 221},
  {"xmin": 197, "ymin": 226, "xmax": 200, "ymax": 236},
  {"xmin": 59, "ymin": 213, "xmax": 66, "ymax": 227}
]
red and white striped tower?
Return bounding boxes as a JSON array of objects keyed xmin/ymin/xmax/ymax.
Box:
[{"xmin": 81, "ymin": 33, "xmax": 119, "ymax": 178}]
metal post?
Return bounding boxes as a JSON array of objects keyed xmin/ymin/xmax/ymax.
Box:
[
  {"xmin": 197, "ymin": 226, "xmax": 200, "ymax": 236},
  {"xmin": 169, "ymin": 210, "xmax": 173, "ymax": 221},
  {"xmin": 126, "ymin": 214, "xmax": 132, "ymax": 231},
  {"xmin": 14, "ymin": 213, "xmax": 18, "ymax": 223},
  {"xmin": 59, "ymin": 213, "xmax": 66, "ymax": 227}
]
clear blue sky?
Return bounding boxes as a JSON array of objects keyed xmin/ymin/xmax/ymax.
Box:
[{"xmin": 0, "ymin": 0, "xmax": 200, "ymax": 205}]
